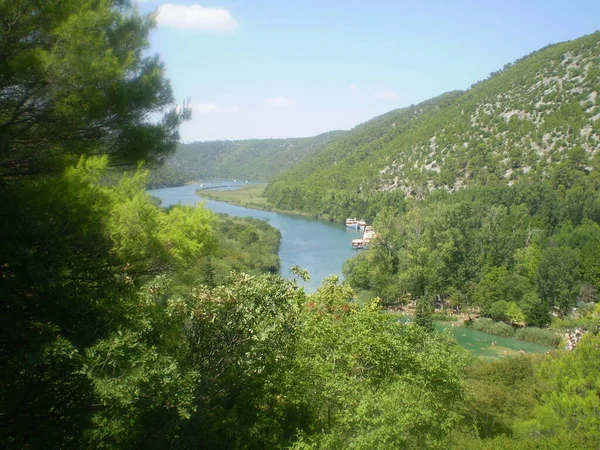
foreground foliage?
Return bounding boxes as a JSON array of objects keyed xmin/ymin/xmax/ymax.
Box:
[
  {"xmin": 451, "ymin": 333, "xmax": 600, "ymax": 449},
  {"xmin": 2, "ymin": 2, "xmax": 599, "ymax": 449}
]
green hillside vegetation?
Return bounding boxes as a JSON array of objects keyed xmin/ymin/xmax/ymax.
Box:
[
  {"xmin": 4, "ymin": 2, "xmax": 600, "ymax": 449},
  {"xmin": 343, "ymin": 184, "xmax": 600, "ymax": 331},
  {"xmin": 266, "ymin": 32, "xmax": 600, "ymax": 221},
  {"xmin": 173, "ymin": 214, "xmax": 282, "ymax": 291},
  {"xmin": 152, "ymin": 130, "xmax": 345, "ymax": 184}
]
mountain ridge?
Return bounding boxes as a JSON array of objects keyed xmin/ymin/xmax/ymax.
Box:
[
  {"xmin": 162, "ymin": 130, "xmax": 346, "ymax": 181},
  {"xmin": 264, "ymin": 31, "xmax": 600, "ymax": 219}
]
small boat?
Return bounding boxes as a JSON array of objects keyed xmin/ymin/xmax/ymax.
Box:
[
  {"xmin": 345, "ymin": 218, "xmax": 359, "ymax": 229},
  {"xmin": 351, "ymin": 238, "xmax": 368, "ymax": 249}
]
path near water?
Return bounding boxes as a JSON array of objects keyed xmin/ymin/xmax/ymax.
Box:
[{"xmin": 148, "ymin": 182, "xmax": 359, "ymax": 292}]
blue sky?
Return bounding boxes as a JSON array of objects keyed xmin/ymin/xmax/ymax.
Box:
[{"xmin": 137, "ymin": 0, "xmax": 600, "ymax": 142}]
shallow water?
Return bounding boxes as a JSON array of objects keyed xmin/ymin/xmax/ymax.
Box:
[
  {"xmin": 394, "ymin": 315, "xmax": 552, "ymax": 357},
  {"xmin": 435, "ymin": 322, "xmax": 551, "ymax": 358}
]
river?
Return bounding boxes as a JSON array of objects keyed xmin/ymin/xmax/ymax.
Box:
[
  {"xmin": 148, "ymin": 182, "xmax": 359, "ymax": 292},
  {"xmin": 148, "ymin": 182, "xmax": 552, "ymax": 357}
]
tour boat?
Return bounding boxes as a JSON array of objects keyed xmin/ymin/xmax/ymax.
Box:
[
  {"xmin": 345, "ymin": 218, "xmax": 359, "ymax": 229},
  {"xmin": 351, "ymin": 238, "xmax": 368, "ymax": 249}
]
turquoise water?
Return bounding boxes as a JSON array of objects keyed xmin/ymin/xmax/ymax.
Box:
[
  {"xmin": 394, "ymin": 316, "xmax": 551, "ymax": 357},
  {"xmin": 435, "ymin": 323, "xmax": 551, "ymax": 358},
  {"xmin": 148, "ymin": 182, "xmax": 360, "ymax": 292}
]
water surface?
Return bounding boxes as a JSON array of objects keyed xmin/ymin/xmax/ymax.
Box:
[
  {"xmin": 436, "ymin": 322, "xmax": 551, "ymax": 358},
  {"xmin": 148, "ymin": 182, "xmax": 359, "ymax": 292}
]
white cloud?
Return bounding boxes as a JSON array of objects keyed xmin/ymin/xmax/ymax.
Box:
[
  {"xmin": 374, "ymin": 90, "xmax": 397, "ymax": 100},
  {"xmin": 264, "ymin": 96, "xmax": 295, "ymax": 106},
  {"xmin": 157, "ymin": 4, "xmax": 238, "ymax": 31},
  {"xmin": 349, "ymin": 84, "xmax": 357, "ymax": 91}
]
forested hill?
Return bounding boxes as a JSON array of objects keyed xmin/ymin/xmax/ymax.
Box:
[
  {"xmin": 161, "ymin": 130, "xmax": 345, "ymax": 181},
  {"xmin": 265, "ymin": 32, "xmax": 600, "ymax": 219}
]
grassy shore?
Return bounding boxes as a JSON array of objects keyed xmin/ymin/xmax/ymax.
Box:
[
  {"xmin": 196, "ymin": 184, "xmax": 315, "ymax": 218},
  {"xmin": 197, "ymin": 184, "xmax": 270, "ymax": 207}
]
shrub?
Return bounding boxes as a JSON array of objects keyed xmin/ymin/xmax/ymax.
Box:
[
  {"xmin": 487, "ymin": 300, "xmax": 510, "ymax": 322},
  {"xmin": 472, "ymin": 318, "xmax": 495, "ymax": 333},
  {"xmin": 489, "ymin": 321, "xmax": 516, "ymax": 337},
  {"xmin": 516, "ymin": 327, "xmax": 561, "ymax": 347}
]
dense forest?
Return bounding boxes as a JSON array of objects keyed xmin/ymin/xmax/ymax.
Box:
[
  {"xmin": 2, "ymin": 1, "xmax": 600, "ymax": 449},
  {"xmin": 343, "ymin": 184, "xmax": 600, "ymax": 340},
  {"xmin": 148, "ymin": 131, "xmax": 345, "ymax": 186}
]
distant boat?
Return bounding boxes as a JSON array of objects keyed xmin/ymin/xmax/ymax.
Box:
[
  {"xmin": 351, "ymin": 238, "xmax": 368, "ymax": 249},
  {"xmin": 346, "ymin": 218, "xmax": 369, "ymax": 230},
  {"xmin": 345, "ymin": 218, "xmax": 359, "ymax": 229}
]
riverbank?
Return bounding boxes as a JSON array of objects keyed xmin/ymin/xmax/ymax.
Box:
[
  {"xmin": 196, "ymin": 184, "xmax": 315, "ymax": 219},
  {"xmin": 388, "ymin": 311, "xmax": 552, "ymax": 358}
]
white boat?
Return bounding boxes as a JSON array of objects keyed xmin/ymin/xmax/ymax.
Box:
[
  {"xmin": 351, "ymin": 238, "xmax": 368, "ymax": 249},
  {"xmin": 345, "ymin": 218, "xmax": 359, "ymax": 229}
]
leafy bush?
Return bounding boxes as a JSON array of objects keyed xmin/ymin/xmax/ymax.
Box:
[
  {"xmin": 490, "ymin": 322, "xmax": 516, "ymax": 337},
  {"xmin": 486, "ymin": 300, "xmax": 510, "ymax": 322},
  {"xmin": 515, "ymin": 327, "xmax": 561, "ymax": 347},
  {"xmin": 472, "ymin": 318, "xmax": 494, "ymax": 333}
]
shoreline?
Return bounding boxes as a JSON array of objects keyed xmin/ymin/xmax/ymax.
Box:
[{"xmin": 195, "ymin": 184, "xmax": 318, "ymax": 219}]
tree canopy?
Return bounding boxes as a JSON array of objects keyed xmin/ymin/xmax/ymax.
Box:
[{"xmin": 0, "ymin": 0, "xmax": 189, "ymax": 177}]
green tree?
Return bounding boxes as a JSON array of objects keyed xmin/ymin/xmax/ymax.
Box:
[
  {"xmin": 415, "ymin": 297, "xmax": 435, "ymax": 331},
  {"xmin": 0, "ymin": 1, "xmax": 193, "ymax": 447},
  {"xmin": 0, "ymin": 0, "xmax": 189, "ymax": 176},
  {"xmin": 536, "ymin": 246, "xmax": 580, "ymax": 315},
  {"xmin": 169, "ymin": 273, "xmax": 306, "ymax": 449},
  {"xmin": 514, "ymin": 333, "xmax": 600, "ymax": 448},
  {"xmin": 288, "ymin": 278, "xmax": 468, "ymax": 449}
]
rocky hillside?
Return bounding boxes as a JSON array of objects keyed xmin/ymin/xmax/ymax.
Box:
[{"xmin": 265, "ymin": 32, "xmax": 600, "ymax": 217}]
